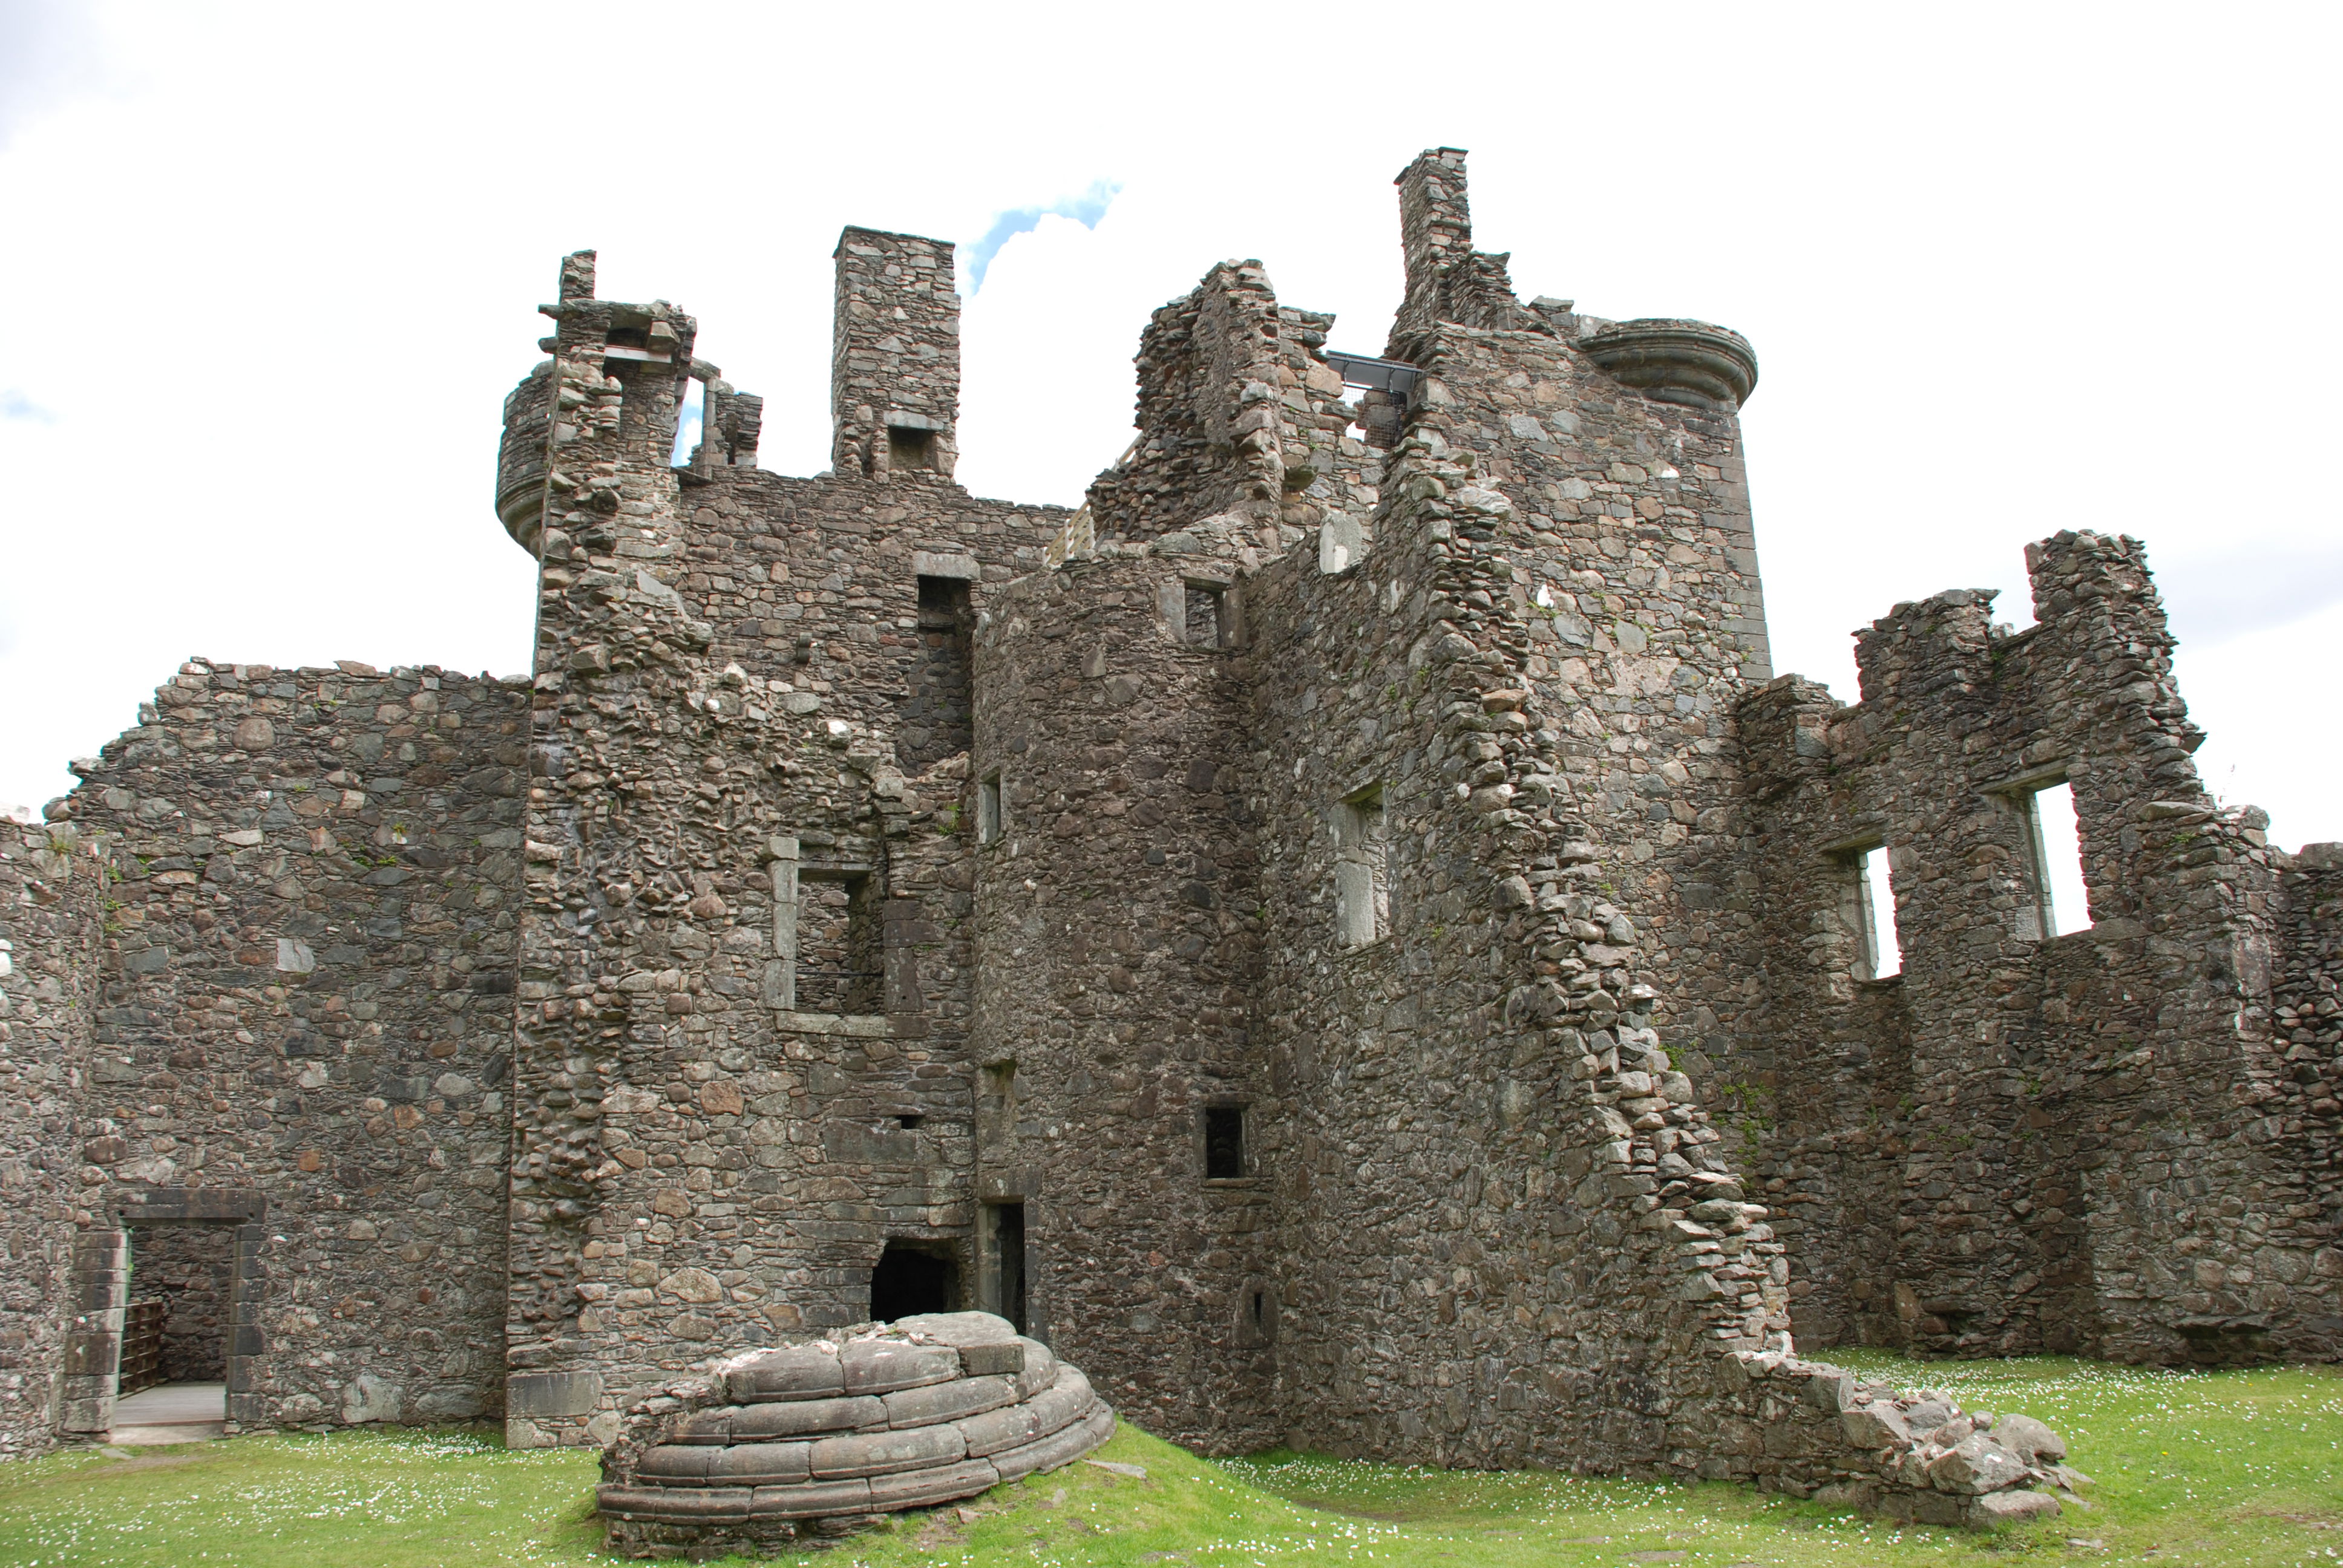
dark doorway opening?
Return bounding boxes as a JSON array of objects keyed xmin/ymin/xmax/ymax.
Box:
[
  {"xmin": 870, "ymin": 1241, "xmax": 958, "ymax": 1322},
  {"xmin": 990, "ymin": 1203, "xmax": 1027, "ymax": 1334},
  {"xmin": 126, "ymin": 1222, "xmax": 234, "ymax": 1383}
]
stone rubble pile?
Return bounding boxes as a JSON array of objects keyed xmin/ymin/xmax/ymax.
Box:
[
  {"xmin": 1723, "ymin": 1351, "xmax": 2077, "ymax": 1526},
  {"xmin": 595, "ymin": 1312, "xmax": 1113, "ymax": 1556}
]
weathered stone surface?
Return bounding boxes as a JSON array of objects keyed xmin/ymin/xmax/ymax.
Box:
[
  {"xmin": 1969, "ymin": 1488, "xmax": 2062, "ymax": 1526},
  {"xmin": 808, "ymin": 1421, "xmax": 965, "ymax": 1478},
  {"xmin": 725, "ymin": 1346, "xmax": 844, "ymax": 1404},
  {"xmin": 841, "ymin": 1340, "xmax": 962, "ymax": 1395},
  {"xmin": 725, "ymin": 1395, "xmax": 882, "ymax": 1441},
  {"xmin": 1928, "ymin": 1434, "xmax": 2028, "ymax": 1495},
  {"xmin": 2, "ymin": 149, "xmax": 2274, "ymax": 1537},
  {"xmin": 882, "ymin": 1373, "xmax": 1016, "ymax": 1428},
  {"xmin": 1990, "ymin": 1413, "xmax": 2065, "ymax": 1464},
  {"xmin": 596, "ymin": 1318, "xmax": 1110, "ymax": 1555}
]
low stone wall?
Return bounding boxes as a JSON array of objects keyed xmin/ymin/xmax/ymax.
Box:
[
  {"xmin": 596, "ymin": 1311, "xmax": 1112, "ymax": 1556},
  {"xmin": 1711, "ymin": 1351, "xmax": 2075, "ymax": 1527}
]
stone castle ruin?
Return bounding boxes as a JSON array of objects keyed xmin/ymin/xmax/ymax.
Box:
[{"xmin": 4, "ymin": 149, "xmax": 2336, "ymax": 1520}]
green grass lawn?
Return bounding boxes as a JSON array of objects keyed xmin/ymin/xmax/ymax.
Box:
[{"xmin": 2, "ymin": 1354, "xmax": 2339, "ymax": 1567}]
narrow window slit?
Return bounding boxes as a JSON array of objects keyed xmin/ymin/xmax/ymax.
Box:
[
  {"xmin": 1859, "ymin": 845, "xmax": 1902, "ymax": 979},
  {"xmin": 1204, "ymin": 1106, "xmax": 1247, "ymax": 1179},
  {"xmin": 977, "ymin": 772, "xmax": 1003, "ymax": 844},
  {"xmin": 1336, "ymin": 784, "xmax": 1390, "ymax": 947}
]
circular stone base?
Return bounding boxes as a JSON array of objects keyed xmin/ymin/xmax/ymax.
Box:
[{"xmin": 596, "ymin": 1312, "xmax": 1115, "ymax": 1559}]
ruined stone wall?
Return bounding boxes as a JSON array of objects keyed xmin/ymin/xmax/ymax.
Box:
[
  {"xmin": 1729, "ymin": 677, "xmax": 1912, "ymax": 1350},
  {"xmin": 1729, "ymin": 533, "xmax": 2339, "ymax": 1364},
  {"xmin": 985, "ymin": 188, "xmax": 1928, "ymax": 1492},
  {"xmin": 1242, "ymin": 411, "xmax": 1777, "ymax": 1472},
  {"xmin": 1388, "ymin": 148, "xmax": 1524, "ymax": 352},
  {"xmin": 500, "ymin": 249, "xmax": 1072, "ymax": 1447},
  {"xmin": 968, "ymin": 531, "xmax": 1278, "ymax": 1454},
  {"xmin": 1083, "ymin": 266, "xmax": 1377, "ymax": 551},
  {"xmin": 1395, "ymin": 308, "xmax": 1775, "ymax": 1100},
  {"xmin": 0, "ymin": 818, "xmax": 105, "ymax": 1455},
  {"xmin": 1239, "ymin": 413, "xmax": 1964, "ymax": 1501},
  {"xmin": 2271, "ymin": 852, "xmax": 2343, "ymax": 1292},
  {"xmin": 49, "ymin": 659, "xmax": 529, "ymax": 1428}
]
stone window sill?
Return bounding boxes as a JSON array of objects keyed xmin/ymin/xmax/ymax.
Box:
[
  {"xmin": 1338, "ymin": 935, "xmax": 1394, "ymax": 961},
  {"xmin": 770, "ymin": 1010, "xmax": 894, "ymax": 1038},
  {"xmin": 1202, "ymin": 1176, "xmax": 1267, "ymax": 1190}
]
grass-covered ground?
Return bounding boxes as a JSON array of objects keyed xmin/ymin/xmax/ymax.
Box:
[{"xmin": 2, "ymin": 1353, "xmax": 2339, "ymax": 1567}]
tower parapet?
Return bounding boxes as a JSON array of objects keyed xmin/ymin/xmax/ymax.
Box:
[{"xmin": 491, "ymin": 249, "xmax": 698, "ymax": 554}]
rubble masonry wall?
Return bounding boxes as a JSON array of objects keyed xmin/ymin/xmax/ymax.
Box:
[
  {"xmin": 0, "ymin": 818, "xmax": 105, "ymax": 1455},
  {"xmin": 53, "ymin": 660, "xmax": 531, "ymax": 1428}
]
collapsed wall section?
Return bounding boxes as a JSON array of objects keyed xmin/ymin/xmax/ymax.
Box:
[
  {"xmin": 1244, "ymin": 413, "xmax": 2057, "ymax": 1517},
  {"xmin": 1082, "ymin": 263, "xmax": 1376, "ymax": 549},
  {"xmin": 1732, "ymin": 532, "xmax": 2339, "ymax": 1363}
]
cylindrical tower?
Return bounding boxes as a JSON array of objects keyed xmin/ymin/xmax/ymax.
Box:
[{"xmin": 495, "ymin": 359, "xmax": 552, "ymax": 554}]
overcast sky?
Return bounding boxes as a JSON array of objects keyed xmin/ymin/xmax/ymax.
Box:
[{"xmin": 2, "ymin": 2, "xmax": 2337, "ymax": 849}]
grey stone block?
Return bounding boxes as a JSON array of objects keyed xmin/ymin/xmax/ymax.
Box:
[
  {"xmin": 863, "ymin": 1457, "xmax": 1000, "ymax": 1511},
  {"xmin": 839, "ymin": 1340, "xmax": 960, "ymax": 1396},
  {"xmin": 882, "ymin": 1374, "xmax": 1016, "ymax": 1430},
  {"xmin": 991, "ymin": 1403, "xmax": 1113, "ymax": 1483},
  {"xmin": 746, "ymin": 1477, "xmax": 873, "ymax": 1520},
  {"xmin": 726, "ymin": 1345, "xmax": 845, "ymax": 1403},
  {"xmin": 638, "ymin": 1445, "xmax": 717, "ymax": 1481},
  {"xmin": 890, "ymin": 1310, "xmax": 1018, "ymax": 1349},
  {"xmin": 596, "ymin": 1485, "xmax": 755, "ymax": 1523},
  {"xmin": 1012, "ymin": 1341, "xmax": 1057, "ymax": 1400},
  {"xmin": 956, "ymin": 1399, "xmax": 1042, "ymax": 1458},
  {"xmin": 710, "ymin": 1441, "xmax": 814, "ymax": 1484},
  {"xmin": 730, "ymin": 1394, "xmax": 883, "ymax": 1440},
  {"xmin": 808, "ymin": 1420, "xmax": 965, "ymax": 1479},
  {"xmin": 1023, "ymin": 1365, "xmax": 1094, "ymax": 1437},
  {"xmin": 505, "ymin": 1370, "xmax": 602, "ymax": 1419}
]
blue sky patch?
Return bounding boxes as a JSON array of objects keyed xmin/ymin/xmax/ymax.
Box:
[{"xmin": 963, "ymin": 180, "xmax": 1120, "ymax": 291}]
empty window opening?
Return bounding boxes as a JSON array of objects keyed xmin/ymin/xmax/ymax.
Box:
[
  {"xmin": 870, "ymin": 1241, "xmax": 958, "ymax": 1322},
  {"xmin": 1250, "ymin": 1290, "xmax": 1267, "ymax": 1331},
  {"xmin": 1335, "ymin": 785, "xmax": 1391, "ymax": 947},
  {"xmin": 985, "ymin": 1202, "xmax": 1027, "ymax": 1334},
  {"xmin": 900, "ymin": 575, "xmax": 973, "ymax": 772},
  {"xmin": 888, "ymin": 425, "xmax": 936, "ymax": 472},
  {"xmin": 1184, "ymin": 581, "xmax": 1229, "ymax": 648},
  {"xmin": 124, "ymin": 1223, "xmax": 234, "ymax": 1393},
  {"xmin": 797, "ymin": 870, "xmax": 883, "ymax": 1014},
  {"xmin": 669, "ymin": 374, "xmax": 704, "ymax": 468},
  {"xmin": 1858, "ymin": 846, "xmax": 1902, "ymax": 979},
  {"xmin": 1204, "ymin": 1105, "xmax": 1248, "ymax": 1179},
  {"xmin": 977, "ymin": 772, "xmax": 1003, "ymax": 845},
  {"xmin": 2029, "ymin": 782, "xmax": 2093, "ymax": 935},
  {"xmin": 894, "ymin": 1114, "xmax": 924, "ymax": 1131}
]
